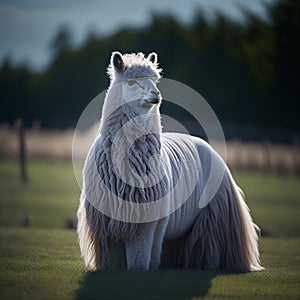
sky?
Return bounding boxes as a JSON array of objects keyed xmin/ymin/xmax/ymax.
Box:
[{"xmin": 0, "ymin": 0, "xmax": 277, "ymax": 71}]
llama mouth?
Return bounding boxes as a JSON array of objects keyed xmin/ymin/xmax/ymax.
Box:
[{"xmin": 144, "ymin": 98, "xmax": 161, "ymax": 104}]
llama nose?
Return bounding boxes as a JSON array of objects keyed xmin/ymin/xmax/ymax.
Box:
[{"xmin": 151, "ymin": 90, "xmax": 160, "ymax": 97}]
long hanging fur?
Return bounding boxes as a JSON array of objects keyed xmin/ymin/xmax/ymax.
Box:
[
  {"xmin": 77, "ymin": 51, "xmax": 264, "ymax": 272},
  {"xmin": 160, "ymin": 170, "xmax": 262, "ymax": 272}
]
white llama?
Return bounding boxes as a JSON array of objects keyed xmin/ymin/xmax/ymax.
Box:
[{"xmin": 77, "ymin": 51, "xmax": 263, "ymax": 272}]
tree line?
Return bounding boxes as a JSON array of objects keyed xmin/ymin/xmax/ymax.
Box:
[{"xmin": 1, "ymin": 0, "xmax": 299, "ymax": 139}]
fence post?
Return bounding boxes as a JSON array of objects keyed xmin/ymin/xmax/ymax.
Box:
[
  {"xmin": 293, "ymin": 135, "xmax": 300, "ymax": 175},
  {"xmin": 16, "ymin": 119, "xmax": 27, "ymax": 183}
]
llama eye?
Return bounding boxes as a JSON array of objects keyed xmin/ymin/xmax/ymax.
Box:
[{"xmin": 127, "ymin": 80, "xmax": 136, "ymax": 86}]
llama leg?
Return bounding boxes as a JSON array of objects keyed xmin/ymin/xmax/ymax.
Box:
[
  {"xmin": 125, "ymin": 222, "xmax": 157, "ymax": 270},
  {"xmin": 77, "ymin": 195, "xmax": 98, "ymax": 269},
  {"xmin": 99, "ymin": 239, "xmax": 126, "ymax": 270},
  {"xmin": 149, "ymin": 218, "xmax": 168, "ymax": 270}
]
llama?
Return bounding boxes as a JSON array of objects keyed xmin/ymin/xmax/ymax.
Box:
[{"xmin": 77, "ymin": 51, "xmax": 263, "ymax": 272}]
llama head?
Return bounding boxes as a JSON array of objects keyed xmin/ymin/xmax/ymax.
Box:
[{"xmin": 106, "ymin": 52, "xmax": 162, "ymax": 114}]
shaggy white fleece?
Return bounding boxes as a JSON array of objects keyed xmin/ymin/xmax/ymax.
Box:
[{"xmin": 77, "ymin": 51, "xmax": 263, "ymax": 272}]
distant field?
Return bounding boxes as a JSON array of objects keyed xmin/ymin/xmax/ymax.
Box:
[
  {"xmin": 0, "ymin": 159, "xmax": 299, "ymax": 236},
  {"xmin": 0, "ymin": 159, "xmax": 79, "ymax": 229},
  {"xmin": 233, "ymin": 170, "xmax": 300, "ymax": 237},
  {"xmin": 0, "ymin": 159, "xmax": 299, "ymax": 299}
]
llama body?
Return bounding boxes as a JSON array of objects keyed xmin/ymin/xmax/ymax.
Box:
[{"xmin": 77, "ymin": 52, "xmax": 263, "ymax": 272}]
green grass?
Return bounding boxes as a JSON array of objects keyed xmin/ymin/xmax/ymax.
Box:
[
  {"xmin": 0, "ymin": 228, "xmax": 84, "ymax": 300},
  {"xmin": 0, "ymin": 228, "xmax": 299, "ymax": 300},
  {"xmin": 0, "ymin": 159, "xmax": 300, "ymax": 299}
]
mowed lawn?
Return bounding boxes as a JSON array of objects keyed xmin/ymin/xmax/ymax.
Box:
[{"xmin": 0, "ymin": 159, "xmax": 299, "ymax": 299}]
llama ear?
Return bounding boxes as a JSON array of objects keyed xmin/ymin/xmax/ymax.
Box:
[
  {"xmin": 147, "ymin": 52, "xmax": 158, "ymax": 64},
  {"xmin": 111, "ymin": 51, "xmax": 125, "ymax": 73}
]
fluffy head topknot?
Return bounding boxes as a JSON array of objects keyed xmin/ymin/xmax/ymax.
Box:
[{"xmin": 107, "ymin": 51, "xmax": 162, "ymax": 82}]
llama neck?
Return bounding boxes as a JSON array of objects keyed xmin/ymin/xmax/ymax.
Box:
[
  {"xmin": 100, "ymin": 103, "xmax": 162, "ymax": 169},
  {"xmin": 99, "ymin": 85, "xmax": 162, "ymax": 144}
]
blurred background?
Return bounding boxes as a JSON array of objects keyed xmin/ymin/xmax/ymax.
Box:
[
  {"xmin": 0, "ymin": 0, "xmax": 299, "ymax": 160},
  {"xmin": 0, "ymin": 0, "xmax": 299, "ymax": 230},
  {"xmin": 1, "ymin": 0, "xmax": 299, "ymax": 133},
  {"xmin": 1, "ymin": 3, "xmax": 300, "ymax": 299}
]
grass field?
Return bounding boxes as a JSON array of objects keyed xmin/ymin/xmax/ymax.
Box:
[{"xmin": 0, "ymin": 159, "xmax": 299, "ymax": 299}]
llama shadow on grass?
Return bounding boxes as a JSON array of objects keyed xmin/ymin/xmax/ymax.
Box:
[{"xmin": 76, "ymin": 269, "xmax": 218, "ymax": 300}]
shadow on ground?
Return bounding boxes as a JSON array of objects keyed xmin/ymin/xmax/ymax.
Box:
[{"xmin": 76, "ymin": 269, "xmax": 217, "ymax": 300}]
